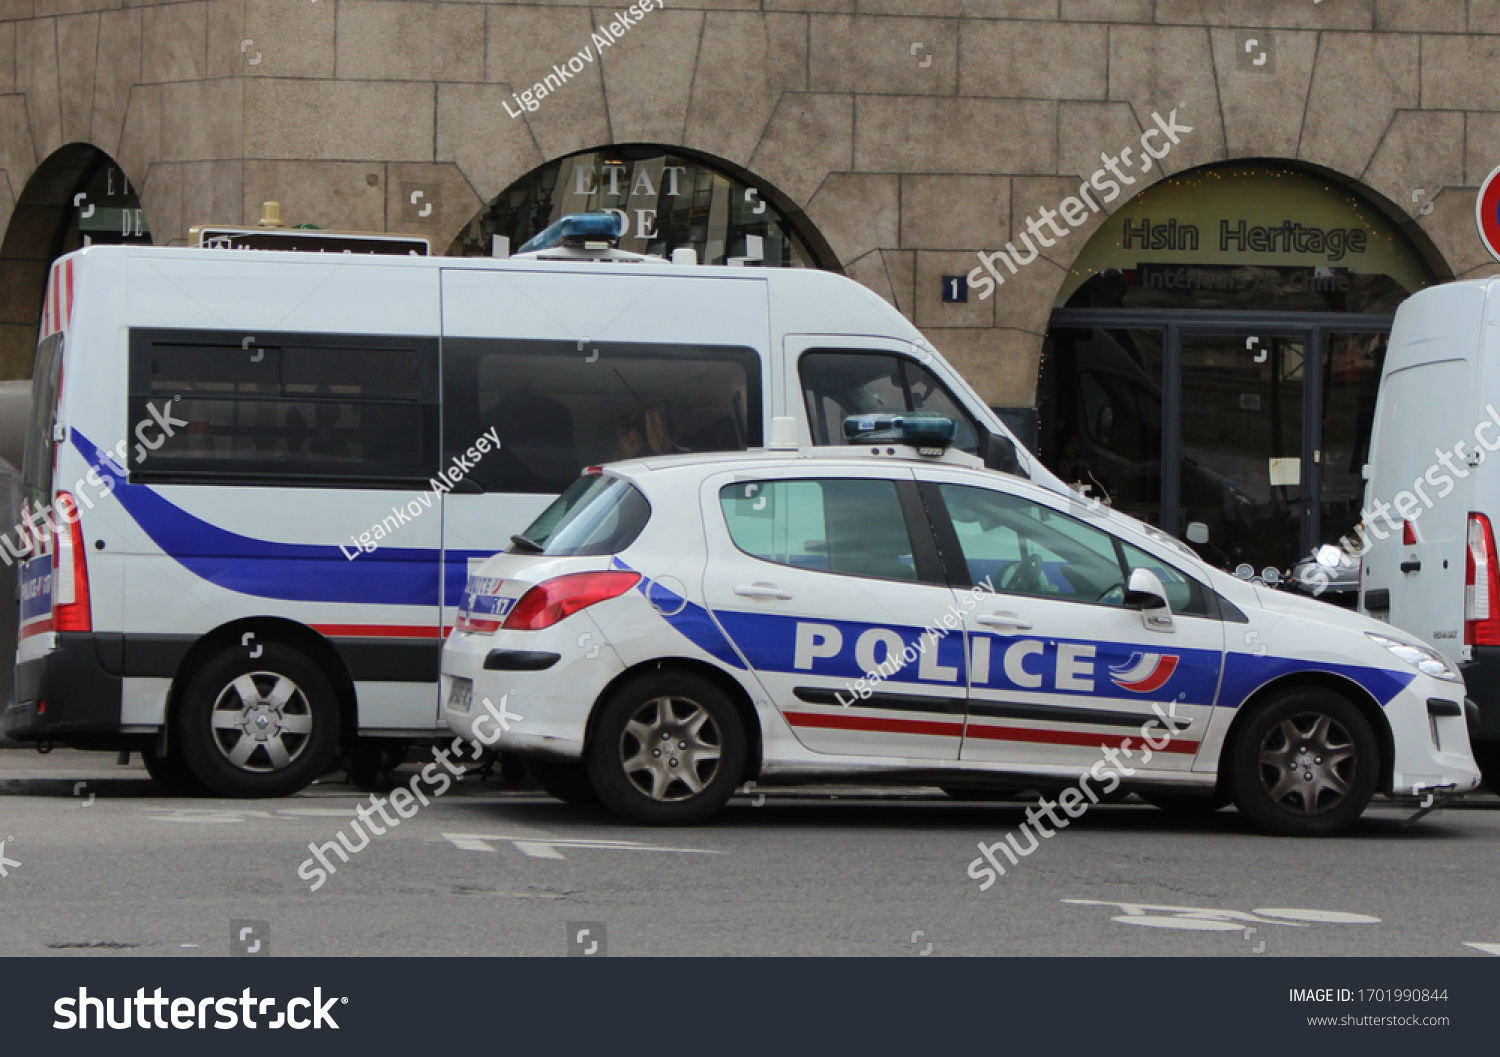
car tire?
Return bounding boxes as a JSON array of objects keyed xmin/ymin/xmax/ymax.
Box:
[
  {"xmin": 1140, "ymin": 789, "xmax": 1231, "ymax": 815},
  {"xmin": 1228, "ymin": 688, "xmax": 1379, "ymax": 837},
  {"xmin": 1474, "ymin": 742, "xmax": 1500, "ymax": 794},
  {"xmin": 526, "ymin": 758, "xmax": 601, "ymax": 805},
  {"xmin": 586, "ymin": 670, "xmax": 747, "ymax": 825},
  {"xmin": 142, "ymin": 746, "xmax": 212, "ymax": 796},
  {"xmin": 176, "ymin": 642, "xmax": 341, "ymax": 798}
]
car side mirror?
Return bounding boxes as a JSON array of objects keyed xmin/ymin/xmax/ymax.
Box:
[
  {"xmin": 1124, "ymin": 568, "xmax": 1174, "ymax": 631},
  {"xmin": 983, "ymin": 433, "xmax": 1027, "ymax": 477}
]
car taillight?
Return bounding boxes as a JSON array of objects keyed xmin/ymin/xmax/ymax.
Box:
[
  {"xmin": 52, "ymin": 492, "xmax": 91, "ymax": 632},
  {"xmin": 1465, "ymin": 513, "xmax": 1500, "ymax": 646},
  {"xmin": 502, "ymin": 571, "xmax": 641, "ymax": 631}
]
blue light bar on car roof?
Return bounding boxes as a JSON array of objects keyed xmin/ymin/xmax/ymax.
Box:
[
  {"xmin": 517, "ymin": 213, "xmax": 624, "ymax": 254},
  {"xmin": 843, "ymin": 412, "xmax": 955, "ymax": 447}
]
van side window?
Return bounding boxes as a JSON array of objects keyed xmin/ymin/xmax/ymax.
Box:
[
  {"xmin": 799, "ymin": 351, "xmax": 981, "ymax": 454},
  {"xmin": 127, "ymin": 329, "xmax": 440, "ymax": 484},
  {"xmin": 719, "ymin": 478, "xmax": 920, "ymax": 582},
  {"xmin": 443, "ymin": 339, "xmax": 762, "ymax": 495}
]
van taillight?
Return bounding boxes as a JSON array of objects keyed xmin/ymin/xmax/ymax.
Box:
[
  {"xmin": 502, "ymin": 571, "xmax": 641, "ymax": 631},
  {"xmin": 1402, "ymin": 519, "xmax": 1417, "ymax": 546},
  {"xmin": 52, "ymin": 492, "xmax": 91, "ymax": 633},
  {"xmin": 1465, "ymin": 513, "xmax": 1500, "ymax": 647}
]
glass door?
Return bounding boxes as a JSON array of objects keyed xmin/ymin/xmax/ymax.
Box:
[{"xmin": 1178, "ymin": 331, "xmax": 1308, "ymax": 574}]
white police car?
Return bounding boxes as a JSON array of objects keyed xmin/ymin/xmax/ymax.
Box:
[{"xmin": 441, "ymin": 415, "xmax": 1481, "ymax": 833}]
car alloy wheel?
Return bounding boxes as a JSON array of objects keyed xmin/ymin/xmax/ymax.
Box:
[
  {"xmin": 1256, "ymin": 712, "xmax": 1357, "ymax": 817},
  {"xmin": 619, "ymin": 696, "xmax": 723, "ymax": 802}
]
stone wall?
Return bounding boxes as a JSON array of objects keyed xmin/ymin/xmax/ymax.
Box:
[{"xmin": 0, "ymin": 0, "xmax": 1495, "ymax": 398}]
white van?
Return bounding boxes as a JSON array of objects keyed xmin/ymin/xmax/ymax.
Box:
[
  {"xmin": 2, "ymin": 240, "xmax": 1053, "ymax": 797},
  {"xmin": 1359, "ymin": 277, "xmax": 1500, "ymax": 789}
]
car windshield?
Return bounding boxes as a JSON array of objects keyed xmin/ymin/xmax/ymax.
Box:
[{"xmin": 515, "ymin": 474, "xmax": 651, "ymax": 557}]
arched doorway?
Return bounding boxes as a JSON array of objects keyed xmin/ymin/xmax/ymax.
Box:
[
  {"xmin": 0, "ymin": 144, "xmax": 151, "ymax": 380},
  {"xmin": 1039, "ymin": 162, "xmax": 1441, "ymax": 576},
  {"xmin": 448, "ymin": 144, "xmax": 833, "ymax": 268}
]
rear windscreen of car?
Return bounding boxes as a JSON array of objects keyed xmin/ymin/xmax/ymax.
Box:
[{"xmin": 518, "ymin": 474, "xmax": 651, "ymax": 556}]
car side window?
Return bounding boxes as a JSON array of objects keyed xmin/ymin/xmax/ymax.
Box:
[
  {"xmin": 1119, "ymin": 540, "xmax": 1205, "ymax": 614},
  {"xmin": 799, "ymin": 351, "xmax": 981, "ymax": 455},
  {"xmin": 719, "ymin": 478, "xmax": 919, "ymax": 582},
  {"xmin": 938, "ymin": 483, "xmax": 1209, "ymax": 613},
  {"xmin": 939, "ymin": 484, "xmax": 1125, "ymax": 603}
]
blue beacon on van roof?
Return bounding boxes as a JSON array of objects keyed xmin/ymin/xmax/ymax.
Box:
[{"xmin": 517, "ymin": 213, "xmax": 624, "ymax": 254}]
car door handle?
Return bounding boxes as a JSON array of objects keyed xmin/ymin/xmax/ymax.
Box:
[
  {"xmin": 977, "ymin": 611, "xmax": 1033, "ymax": 630},
  {"xmin": 1400, "ymin": 559, "xmax": 1421, "ymax": 573},
  {"xmin": 735, "ymin": 583, "xmax": 793, "ymax": 601}
]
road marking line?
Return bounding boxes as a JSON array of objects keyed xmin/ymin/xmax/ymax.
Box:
[
  {"xmin": 442, "ymin": 832, "xmax": 724, "ymax": 860},
  {"xmin": 1465, "ymin": 942, "xmax": 1500, "ymax": 956}
]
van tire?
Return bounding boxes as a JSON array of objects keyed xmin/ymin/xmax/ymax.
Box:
[
  {"xmin": 142, "ymin": 746, "xmax": 212, "ymax": 796},
  {"xmin": 526, "ymin": 758, "xmax": 600, "ymax": 805},
  {"xmin": 1228, "ymin": 688, "xmax": 1378, "ymax": 837},
  {"xmin": 586, "ymin": 671, "xmax": 746, "ymax": 825},
  {"xmin": 176, "ymin": 643, "xmax": 341, "ymax": 798},
  {"xmin": 1474, "ymin": 743, "xmax": 1500, "ymax": 794}
]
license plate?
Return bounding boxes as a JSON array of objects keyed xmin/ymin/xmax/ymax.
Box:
[{"xmin": 448, "ymin": 678, "xmax": 473, "ymax": 713}]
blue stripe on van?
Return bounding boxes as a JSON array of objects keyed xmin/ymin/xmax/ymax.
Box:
[{"xmin": 73, "ymin": 429, "xmax": 442, "ymax": 605}]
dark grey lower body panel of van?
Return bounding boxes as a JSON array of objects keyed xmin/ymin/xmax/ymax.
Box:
[
  {"xmin": 4, "ymin": 632, "xmax": 128, "ymax": 749},
  {"xmin": 1460, "ymin": 648, "xmax": 1500, "ymax": 743}
]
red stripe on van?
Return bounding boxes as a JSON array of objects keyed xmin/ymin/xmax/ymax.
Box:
[{"xmin": 311, "ymin": 623, "xmax": 449, "ymax": 639}]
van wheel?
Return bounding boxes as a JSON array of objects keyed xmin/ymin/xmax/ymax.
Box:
[
  {"xmin": 586, "ymin": 671, "xmax": 746, "ymax": 825},
  {"xmin": 1229, "ymin": 689, "xmax": 1378, "ymax": 837},
  {"xmin": 1474, "ymin": 743, "xmax": 1500, "ymax": 794},
  {"xmin": 526, "ymin": 758, "xmax": 600, "ymax": 805},
  {"xmin": 177, "ymin": 643, "xmax": 340, "ymax": 798},
  {"xmin": 142, "ymin": 746, "xmax": 211, "ymax": 796}
]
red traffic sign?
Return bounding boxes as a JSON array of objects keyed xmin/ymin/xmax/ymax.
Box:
[{"xmin": 1477, "ymin": 164, "xmax": 1500, "ymax": 263}]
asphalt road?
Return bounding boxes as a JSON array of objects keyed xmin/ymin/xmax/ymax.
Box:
[{"xmin": 2, "ymin": 749, "xmax": 1498, "ymax": 958}]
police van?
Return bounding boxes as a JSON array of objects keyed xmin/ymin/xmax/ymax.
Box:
[
  {"xmin": 2, "ymin": 221, "xmax": 1048, "ymax": 797},
  {"xmin": 443, "ymin": 413, "xmax": 1481, "ymax": 835},
  {"xmin": 1359, "ymin": 276, "xmax": 1500, "ymax": 790}
]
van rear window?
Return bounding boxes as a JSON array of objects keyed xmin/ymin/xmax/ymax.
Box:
[{"xmin": 22, "ymin": 332, "xmax": 64, "ymax": 513}]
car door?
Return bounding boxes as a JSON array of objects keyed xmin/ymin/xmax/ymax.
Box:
[
  {"xmin": 700, "ymin": 464, "xmax": 969, "ymax": 759},
  {"xmin": 915, "ymin": 468, "xmax": 1226, "ymax": 774}
]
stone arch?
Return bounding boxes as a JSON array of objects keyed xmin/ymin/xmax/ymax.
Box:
[
  {"xmin": 447, "ymin": 142, "xmax": 840, "ymax": 271},
  {"xmin": 0, "ymin": 144, "xmax": 151, "ymax": 380}
]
